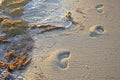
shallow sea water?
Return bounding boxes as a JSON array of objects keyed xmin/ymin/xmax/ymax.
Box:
[
  {"xmin": 21, "ymin": 0, "xmax": 70, "ymax": 27},
  {"xmin": 0, "ymin": 0, "xmax": 70, "ymax": 27},
  {"xmin": 0, "ymin": 0, "xmax": 71, "ymax": 54},
  {"xmin": 0, "ymin": 1, "xmax": 70, "ymax": 79}
]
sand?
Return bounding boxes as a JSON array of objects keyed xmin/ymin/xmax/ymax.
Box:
[{"xmin": 23, "ymin": 0, "xmax": 120, "ymax": 80}]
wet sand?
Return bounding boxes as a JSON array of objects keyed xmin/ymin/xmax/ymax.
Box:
[
  {"xmin": 23, "ymin": 0, "xmax": 120, "ymax": 80},
  {"xmin": 0, "ymin": 0, "xmax": 120, "ymax": 80}
]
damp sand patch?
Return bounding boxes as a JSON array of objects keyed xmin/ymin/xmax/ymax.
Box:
[{"xmin": 0, "ymin": 0, "xmax": 77, "ymax": 80}]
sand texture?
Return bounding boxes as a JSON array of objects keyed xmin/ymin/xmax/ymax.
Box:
[
  {"xmin": 23, "ymin": 0, "xmax": 120, "ymax": 80},
  {"xmin": 0, "ymin": 0, "xmax": 120, "ymax": 80}
]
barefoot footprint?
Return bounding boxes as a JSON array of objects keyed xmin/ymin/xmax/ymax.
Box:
[
  {"xmin": 95, "ymin": 4, "xmax": 104, "ymax": 14},
  {"xmin": 47, "ymin": 50, "xmax": 71, "ymax": 70},
  {"xmin": 89, "ymin": 25, "xmax": 105, "ymax": 37},
  {"xmin": 57, "ymin": 51, "xmax": 71, "ymax": 69}
]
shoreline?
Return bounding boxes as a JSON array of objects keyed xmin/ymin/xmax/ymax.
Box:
[
  {"xmin": 0, "ymin": 0, "xmax": 120, "ymax": 80},
  {"xmin": 24, "ymin": 0, "xmax": 120, "ymax": 80}
]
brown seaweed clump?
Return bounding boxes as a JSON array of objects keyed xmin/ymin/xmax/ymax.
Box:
[
  {"xmin": 0, "ymin": 17, "xmax": 28, "ymax": 37},
  {"xmin": 0, "ymin": 0, "xmax": 31, "ymax": 17},
  {"xmin": 0, "ymin": 0, "xmax": 30, "ymax": 8},
  {"xmin": 0, "ymin": 16, "xmax": 8, "ymax": 23},
  {"xmin": 8, "ymin": 7, "xmax": 24, "ymax": 17},
  {"xmin": 0, "ymin": 50, "xmax": 32, "ymax": 79}
]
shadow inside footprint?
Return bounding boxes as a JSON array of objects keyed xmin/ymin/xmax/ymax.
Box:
[
  {"xmin": 95, "ymin": 4, "xmax": 103, "ymax": 8},
  {"xmin": 56, "ymin": 51, "xmax": 71, "ymax": 69},
  {"xmin": 57, "ymin": 60, "xmax": 69, "ymax": 69},
  {"xmin": 58, "ymin": 51, "xmax": 70, "ymax": 61},
  {"xmin": 89, "ymin": 25, "xmax": 104, "ymax": 37},
  {"xmin": 95, "ymin": 4, "xmax": 104, "ymax": 14}
]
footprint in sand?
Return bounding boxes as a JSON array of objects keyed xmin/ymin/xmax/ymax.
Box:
[
  {"xmin": 95, "ymin": 4, "xmax": 104, "ymax": 14},
  {"xmin": 57, "ymin": 51, "xmax": 71, "ymax": 69},
  {"xmin": 89, "ymin": 25, "xmax": 105, "ymax": 37},
  {"xmin": 47, "ymin": 50, "xmax": 71, "ymax": 70}
]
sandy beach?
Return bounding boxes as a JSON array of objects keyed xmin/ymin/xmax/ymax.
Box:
[
  {"xmin": 23, "ymin": 0, "xmax": 120, "ymax": 80},
  {"xmin": 0, "ymin": 0, "xmax": 120, "ymax": 80}
]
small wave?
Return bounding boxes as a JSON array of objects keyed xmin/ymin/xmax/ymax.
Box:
[{"xmin": 21, "ymin": 0, "xmax": 71, "ymax": 28}]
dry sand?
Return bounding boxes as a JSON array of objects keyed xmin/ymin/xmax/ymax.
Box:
[{"xmin": 24, "ymin": 0, "xmax": 120, "ymax": 80}]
